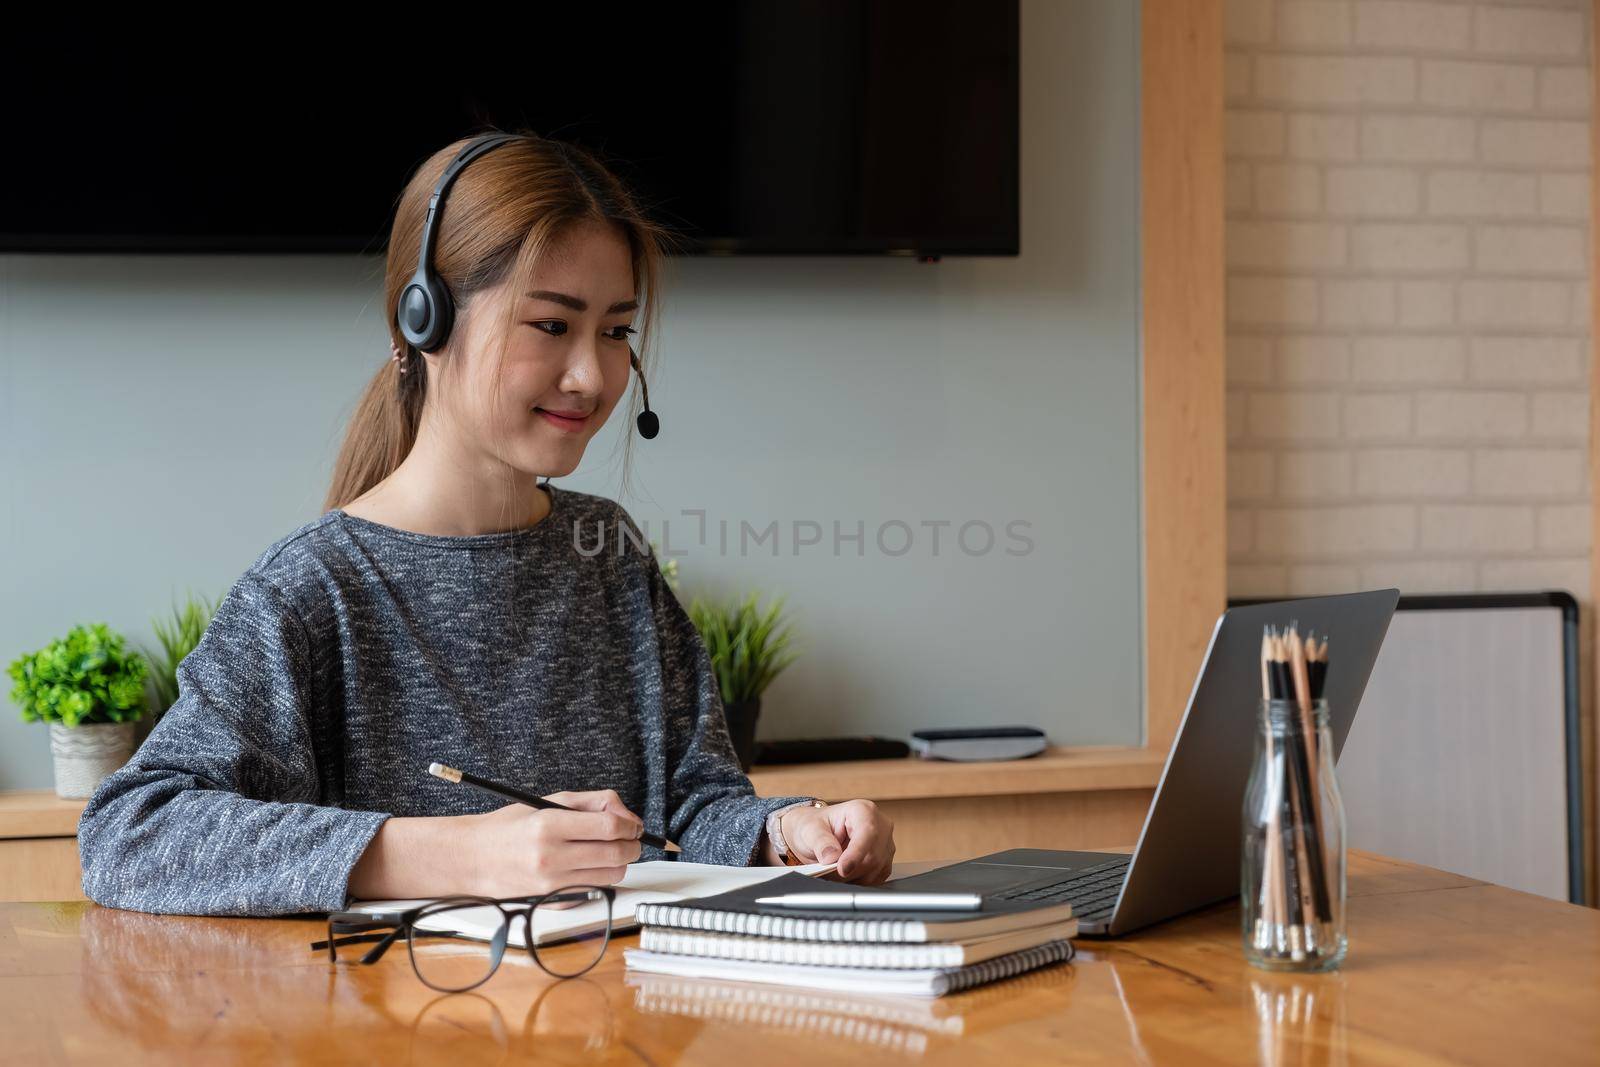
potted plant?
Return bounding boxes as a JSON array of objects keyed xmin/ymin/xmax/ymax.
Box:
[
  {"xmin": 686, "ymin": 592, "xmax": 800, "ymax": 771},
  {"xmin": 7, "ymin": 623, "xmax": 149, "ymax": 799},
  {"xmin": 142, "ymin": 592, "xmax": 219, "ymax": 734}
]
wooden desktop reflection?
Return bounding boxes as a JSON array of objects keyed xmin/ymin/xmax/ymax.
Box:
[{"xmin": 4, "ymin": 852, "xmax": 1598, "ymax": 1066}]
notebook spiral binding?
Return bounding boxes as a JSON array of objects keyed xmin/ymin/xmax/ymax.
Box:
[
  {"xmin": 640, "ymin": 927, "xmax": 964, "ymax": 968},
  {"xmin": 933, "ymin": 941, "xmax": 1076, "ymax": 995},
  {"xmin": 635, "ymin": 903, "xmax": 925, "ymax": 942}
]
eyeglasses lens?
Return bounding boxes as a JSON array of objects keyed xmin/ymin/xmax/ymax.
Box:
[
  {"xmin": 531, "ymin": 886, "xmax": 612, "ymax": 978},
  {"xmin": 407, "ymin": 899, "xmax": 509, "ymax": 992}
]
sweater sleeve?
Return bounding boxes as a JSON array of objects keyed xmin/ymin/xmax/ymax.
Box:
[
  {"xmin": 76, "ymin": 570, "xmax": 389, "ymax": 916},
  {"xmin": 635, "ymin": 542, "xmax": 813, "ymax": 866}
]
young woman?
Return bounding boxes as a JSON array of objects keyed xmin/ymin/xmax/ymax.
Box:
[{"xmin": 77, "ymin": 130, "xmax": 895, "ymax": 916}]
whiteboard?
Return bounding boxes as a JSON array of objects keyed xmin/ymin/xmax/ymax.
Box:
[{"xmin": 1337, "ymin": 595, "xmax": 1581, "ymax": 903}]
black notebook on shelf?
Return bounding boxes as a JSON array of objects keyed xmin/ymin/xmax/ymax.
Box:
[{"xmin": 633, "ymin": 871, "xmax": 1075, "ymax": 944}]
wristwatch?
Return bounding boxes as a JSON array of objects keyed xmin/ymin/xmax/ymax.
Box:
[{"xmin": 766, "ymin": 799, "xmax": 827, "ymax": 865}]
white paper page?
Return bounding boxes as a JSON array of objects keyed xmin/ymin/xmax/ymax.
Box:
[{"xmin": 345, "ymin": 860, "xmax": 836, "ymax": 947}]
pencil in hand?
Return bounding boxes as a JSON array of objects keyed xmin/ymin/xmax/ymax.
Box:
[{"xmin": 428, "ymin": 762, "xmax": 682, "ymax": 853}]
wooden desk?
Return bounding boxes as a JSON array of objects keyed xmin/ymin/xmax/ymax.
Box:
[{"xmin": 2, "ymin": 851, "xmax": 1596, "ymax": 1065}]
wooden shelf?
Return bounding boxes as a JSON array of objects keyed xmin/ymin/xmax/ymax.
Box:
[
  {"xmin": 0, "ymin": 748, "xmax": 1171, "ymax": 831},
  {"xmin": 0, "ymin": 747, "xmax": 1169, "ymax": 838},
  {"xmin": 0, "ymin": 792, "xmax": 87, "ymax": 840},
  {"xmin": 748, "ymin": 745, "xmax": 1168, "ymax": 802},
  {"xmin": 0, "ymin": 748, "xmax": 1167, "ymax": 885}
]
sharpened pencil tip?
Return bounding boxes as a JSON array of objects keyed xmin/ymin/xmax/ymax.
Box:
[
  {"xmin": 665, "ymin": 840, "xmax": 683, "ymax": 853},
  {"xmin": 427, "ymin": 762, "xmax": 462, "ymax": 783}
]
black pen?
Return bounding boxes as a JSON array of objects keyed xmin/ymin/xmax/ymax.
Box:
[{"xmin": 427, "ymin": 762, "xmax": 682, "ymax": 853}]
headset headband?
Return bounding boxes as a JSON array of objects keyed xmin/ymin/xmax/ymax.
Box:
[
  {"xmin": 397, "ymin": 133, "xmax": 528, "ymax": 353},
  {"xmin": 415, "ymin": 133, "xmax": 526, "ymax": 283}
]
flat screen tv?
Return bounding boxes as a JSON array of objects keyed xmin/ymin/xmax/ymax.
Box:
[{"xmin": 4, "ymin": 5, "xmax": 1018, "ymax": 256}]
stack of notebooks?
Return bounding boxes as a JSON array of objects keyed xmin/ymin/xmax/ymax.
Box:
[{"xmin": 623, "ymin": 871, "xmax": 1076, "ymax": 998}]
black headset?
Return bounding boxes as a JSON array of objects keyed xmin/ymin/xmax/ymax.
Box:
[{"xmin": 396, "ymin": 131, "xmax": 659, "ymax": 440}]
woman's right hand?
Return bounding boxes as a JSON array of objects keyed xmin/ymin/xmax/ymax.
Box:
[{"xmin": 465, "ymin": 789, "xmax": 645, "ymax": 898}]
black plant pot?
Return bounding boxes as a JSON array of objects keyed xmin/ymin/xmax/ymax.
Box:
[{"xmin": 723, "ymin": 697, "xmax": 761, "ymax": 772}]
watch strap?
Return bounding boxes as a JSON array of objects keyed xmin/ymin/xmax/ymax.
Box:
[{"xmin": 767, "ymin": 799, "xmax": 826, "ymax": 865}]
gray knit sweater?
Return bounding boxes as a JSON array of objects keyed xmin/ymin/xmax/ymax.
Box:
[{"xmin": 77, "ymin": 484, "xmax": 810, "ymax": 916}]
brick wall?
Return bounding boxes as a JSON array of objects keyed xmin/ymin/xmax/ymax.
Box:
[{"xmin": 1224, "ymin": 0, "xmax": 1593, "ymax": 602}]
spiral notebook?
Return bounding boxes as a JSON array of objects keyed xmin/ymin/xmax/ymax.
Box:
[
  {"xmin": 634, "ymin": 870, "xmax": 1073, "ymax": 943},
  {"xmin": 623, "ymin": 939, "xmax": 1076, "ymax": 997},
  {"xmin": 637, "ymin": 919, "xmax": 1078, "ymax": 968}
]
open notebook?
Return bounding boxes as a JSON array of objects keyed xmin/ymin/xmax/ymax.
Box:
[{"xmin": 343, "ymin": 860, "xmax": 836, "ymax": 948}]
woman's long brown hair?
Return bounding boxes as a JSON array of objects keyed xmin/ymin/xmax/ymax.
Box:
[{"xmin": 323, "ymin": 128, "xmax": 676, "ymax": 514}]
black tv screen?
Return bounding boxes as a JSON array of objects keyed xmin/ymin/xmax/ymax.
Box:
[{"xmin": 4, "ymin": 5, "xmax": 1018, "ymax": 256}]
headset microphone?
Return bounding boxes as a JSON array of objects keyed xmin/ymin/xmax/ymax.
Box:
[
  {"xmin": 398, "ymin": 131, "xmax": 661, "ymax": 440},
  {"xmin": 630, "ymin": 346, "xmax": 660, "ymax": 439}
]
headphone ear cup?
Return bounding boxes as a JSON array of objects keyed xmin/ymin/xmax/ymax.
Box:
[{"xmin": 397, "ymin": 270, "xmax": 454, "ymax": 353}]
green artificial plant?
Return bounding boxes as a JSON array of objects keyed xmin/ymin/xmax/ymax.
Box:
[
  {"xmin": 145, "ymin": 592, "xmax": 220, "ymax": 720},
  {"xmin": 686, "ymin": 592, "xmax": 800, "ymax": 706},
  {"xmin": 7, "ymin": 623, "xmax": 149, "ymax": 728}
]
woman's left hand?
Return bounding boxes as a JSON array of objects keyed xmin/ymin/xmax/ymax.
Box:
[{"xmin": 779, "ymin": 799, "xmax": 896, "ymax": 884}]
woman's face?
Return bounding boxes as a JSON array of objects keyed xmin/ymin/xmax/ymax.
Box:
[{"xmin": 442, "ymin": 219, "xmax": 638, "ymax": 478}]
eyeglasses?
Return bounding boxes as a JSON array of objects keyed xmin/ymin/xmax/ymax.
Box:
[{"xmin": 310, "ymin": 885, "xmax": 617, "ymax": 992}]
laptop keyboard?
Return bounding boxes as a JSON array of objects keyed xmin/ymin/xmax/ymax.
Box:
[{"xmin": 992, "ymin": 857, "xmax": 1130, "ymax": 922}]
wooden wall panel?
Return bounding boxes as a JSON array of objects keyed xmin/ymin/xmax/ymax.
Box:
[
  {"xmin": 1588, "ymin": 0, "xmax": 1599, "ymax": 907},
  {"xmin": 1141, "ymin": 0, "xmax": 1227, "ymax": 751}
]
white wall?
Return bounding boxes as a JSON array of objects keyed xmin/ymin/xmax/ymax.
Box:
[{"xmin": 0, "ymin": 0, "xmax": 1143, "ymax": 789}]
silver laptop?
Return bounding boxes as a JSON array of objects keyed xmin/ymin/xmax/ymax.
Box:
[{"xmin": 888, "ymin": 589, "xmax": 1400, "ymax": 936}]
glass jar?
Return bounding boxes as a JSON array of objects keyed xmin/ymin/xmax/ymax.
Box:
[{"xmin": 1241, "ymin": 697, "xmax": 1347, "ymax": 971}]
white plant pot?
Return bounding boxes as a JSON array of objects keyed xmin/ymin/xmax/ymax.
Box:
[{"xmin": 49, "ymin": 722, "xmax": 135, "ymax": 800}]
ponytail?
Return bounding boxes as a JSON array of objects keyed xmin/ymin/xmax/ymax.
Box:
[{"xmin": 322, "ymin": 340, "xmax": 425, "ymax": 512}]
